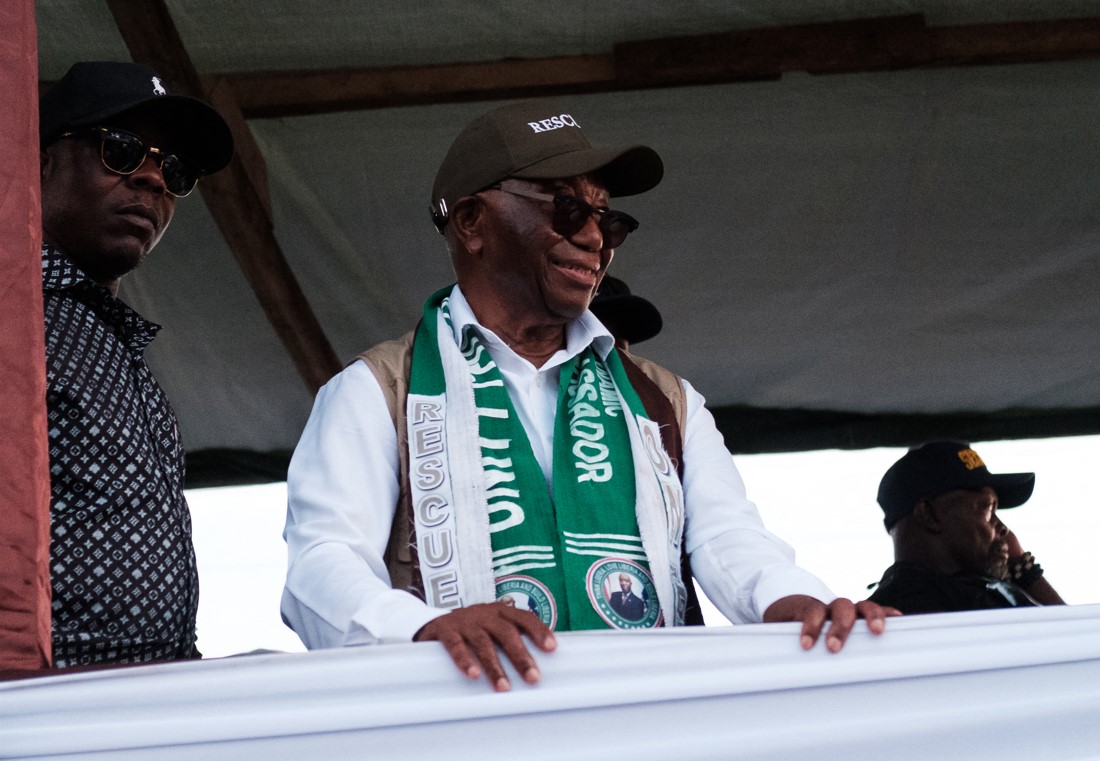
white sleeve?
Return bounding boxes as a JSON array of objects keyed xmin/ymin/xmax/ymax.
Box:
[
  {"xmin": 680, "ymin": 378, "xmax": 835, "ymax": 623},
  {"xmin": 281, "ymin": 359, "xmax": 447, "ymax": 648}
]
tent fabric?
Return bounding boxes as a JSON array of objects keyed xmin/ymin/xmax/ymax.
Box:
[
  {"xmin": 33, "ymin": 1, "xmax": 1100, "ymax": 79},
  {"xmin": 4, "ymin": 605, "xmax": 1100, "ymax": 759},
  {"xmin": 30, "ymin": 3, "xmax": 1100, "ymax": 486},
  {"xmin": 0, "ymin": 0, "xmax": 51, "ymax": 671}
]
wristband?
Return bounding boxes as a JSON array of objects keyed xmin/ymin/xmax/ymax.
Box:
[{"xmin": 1007, "ymin": 551, "xmax": 1044, "ymax": 588}]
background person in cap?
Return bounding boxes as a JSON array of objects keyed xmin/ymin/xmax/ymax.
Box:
[
  {"xmin": 39, "ymin": 61, "xmax": 232, "ymax": 667},
  {"xmin": 588, "ymin": 275, "xmax": 662, "ymax": 351},
  {"xmin": 283, "ymin": 100, "xmax": 893, "ymax": 692},
  {"xmin": 868, "ymin": 441, "xmax": 1064, "ymax": 614}
]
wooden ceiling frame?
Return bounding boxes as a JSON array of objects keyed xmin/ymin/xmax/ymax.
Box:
[
  {"xmin": 104, "ymin": 0, "xmax": 342, "ymax": 394},
  {"xmin": 225, "ymin": 14, "xmax": 1100, "ymax": 118}
]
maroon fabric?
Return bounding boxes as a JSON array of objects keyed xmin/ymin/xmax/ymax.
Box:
[{"xmin": 0, "ymin": 1, "xmax": 51, "ymax": 670}]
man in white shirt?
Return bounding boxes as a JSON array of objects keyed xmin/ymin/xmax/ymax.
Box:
[{"xmin": 283, "ymin": 101, "xmax": 894, "ymax": 692}]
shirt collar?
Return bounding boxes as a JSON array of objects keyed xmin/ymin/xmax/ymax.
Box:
[
  {"xmin": 41, "ymin": 242, "xmax": 91, "ymax": 291},
  {"xmin": 447, "ymin": 285, "xmax": 616, "ymax": 368},
  {"xmin": 41, "ymin": 242, "xmax": 161, "ymax": 350}
]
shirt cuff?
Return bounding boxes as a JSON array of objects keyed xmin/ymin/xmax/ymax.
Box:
[{"xmin": 751, "ymin": 568, "xmax": 837, "ymax": 620}]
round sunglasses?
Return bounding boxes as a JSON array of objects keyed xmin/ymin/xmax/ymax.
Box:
[
  {"xmin": 487, "ymin": 184, "xmax": 639, "ymax": 249},
  {"xmin": 58, "ymin": 126, "xmax": 200, "ymax": 198}
]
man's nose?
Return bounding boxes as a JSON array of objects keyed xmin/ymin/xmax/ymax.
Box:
[
  {"xmin": 569, "ymin": 211, "xmax": 604, "ymax": 252},
  {"xmin": 126, "ymin": 153, "xmax": 168, "ymax": 194}
]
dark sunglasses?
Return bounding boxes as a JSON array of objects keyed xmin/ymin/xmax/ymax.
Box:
[
  {"xmin": 59, "ymin": 126, "xmax": 200, "ymax": 198},
  {"xmin": 488, "ymin": 184, "xmax": 639, "ymax": 249}
]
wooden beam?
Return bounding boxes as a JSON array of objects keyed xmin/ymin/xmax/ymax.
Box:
[
  {"xmin": 229, "ymin": 54, "xmax": 617, "ymax": 119},
  {"xmin": 104, "ymin": 0, "xmax": 342, "ymax": 393},
  {"xmin": 223, "ymin": 15, "xmax": 1100, "ymax": 118},
  {"xmin": 615, "ymin": 14, "xmax": 931, "ymax": 85},
  {"xmin": 929, "ymin": 17, "xmax": 1100, "ymax": 67}
]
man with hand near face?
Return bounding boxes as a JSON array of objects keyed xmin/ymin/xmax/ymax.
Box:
[
  {"xmin": 283, "ymin": 101, "xmax": 893, "ymax": 692},
  {"xmin": 39, "ymin": 62, "xmax": 232, "ymax": 666},
  {"xmin": 869, "ymin": 441, "xmax": 1065, "ymax": 614}
]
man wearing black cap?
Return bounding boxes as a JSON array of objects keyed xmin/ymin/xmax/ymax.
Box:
[
  {"xmin": 284, "ymin": 101, "xmax": 892, "ymax": 692},
  {"xmin": 39, "ymin": 62, "xmax": 233, "ymax": 666},
  {"xmin": 589, "ymin": 275, "xmax": 663, "ymax": 351},
  {"xmin": 869, "ymin": 441, "xmax": 1064, "ymax": 614}
]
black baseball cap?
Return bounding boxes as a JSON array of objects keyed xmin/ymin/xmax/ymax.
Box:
[
  {"xmin": 40, "ymin": 61, "xmax": 233, "ymax": 175},
  {"xmin": 590, "ymin": 276, "xmax": 663, "ymax": 345},
  {"xmin": 430, "ymin": 100, "xmax": 663, "ymax": 233},
  {"xmin": 877, "ymin": 440, "xmax": 1035, "ymax": 530}
]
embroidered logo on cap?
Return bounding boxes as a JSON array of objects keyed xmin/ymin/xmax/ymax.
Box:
[
  {"xmin": 527, "ymin": 114, "xmax": 580, "ymax": 133},
  {"xmin": 957, "ymin": 448, "xmax": 985, "ymax": 470},
  {"xmin": 151, "ymin": 77, "xmax": 166, "ymax": 96}
]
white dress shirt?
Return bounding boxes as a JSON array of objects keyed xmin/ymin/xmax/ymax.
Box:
[{"xmin": 282, "ymin": 286, "xmax": 834, "ymax": 648}]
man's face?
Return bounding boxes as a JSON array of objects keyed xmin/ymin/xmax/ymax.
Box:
[
  {"xmin": 619, "ymin": 575, "xmax": 632, "ymax": 594},
  {"xmin": 932, "ymin": 486, "xmax": 1009, "ymax": 578},
  {"xmin": 477, "ymin": 174, "xmax": 614, "ymax": 325},
  {"xmin": 40, "ymin": 112, "xmax": 179, "ymax": 288}
]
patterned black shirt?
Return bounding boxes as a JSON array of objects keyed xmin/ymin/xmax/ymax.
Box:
[{"xmin": 42, "ymin": 244, "xmax": 199, "ymax": 667}]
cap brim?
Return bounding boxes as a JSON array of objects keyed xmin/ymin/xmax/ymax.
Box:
[
  {"xmin": 67, "ymin": 96, "xmax": 234, "ymax": 175},
  {"xmin": 590, "ymin": 294, "xmax": 663, "ymax": 344},
  {"xmin": 989, "ymin": 472, "xmax": 1036, "ymax": 509},
  {"xmin": 512, "ymin": 145, "xmax": 663, "ymax": 197}
]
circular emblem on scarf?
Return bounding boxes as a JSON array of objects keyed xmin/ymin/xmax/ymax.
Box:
[
  {"xmin": 587, "ymin": 559, "xmax": 662, "ymax": 629},
  {"xmin": 496, "ymin": 575, "xmax": 557, "ymax": 629}
]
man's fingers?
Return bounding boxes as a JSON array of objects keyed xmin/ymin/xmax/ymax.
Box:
[
  {"xmin": 763, "ymin": 594, "xmax": 824, "ymax": 649},
  {"xmin": 418, "ymin": 617, "xmax": 489, "ymax": 682},
  {"xmin": 795, "ymin": 600, "xmax": 827, "ymax": 650},
  {"xmin": 854, "ymin": 599, "xmax": 900, "ymax": 635},
  {"xmin": 465, "ymin": 628, "xmax": 514, "ymax": 692},
  {"xmin": 766, "ymin": 594, "xmax": 897, "ymax": 653},
  {"xmin": 823, "ymin": 598, "xmax": 857, "ymax": 652},
  {"xmin": 414, "ymin": 604, "xmax": 554, "ymax": 691},
  {"xmin": 509, "ymin": 608, "xmax": 557, "ymax": 653},
  {"xmin": 490, "ymin": 622, "xmax": 543, "ymax": 686}
]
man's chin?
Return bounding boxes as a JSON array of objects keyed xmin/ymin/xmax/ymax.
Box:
[{"xmin": 99, "ymin": 245, "xmax": 150, "ymax": 280}]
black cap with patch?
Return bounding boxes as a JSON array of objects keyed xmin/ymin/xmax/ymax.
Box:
[
  {"xmin": 877, "ymin": 440, "xmax": 1035, "ymax": 531},
  {"xmin": 430, "ymin": 100, "xmax": 663, "ymax": 233},
  {"xmin": 40, "ymin": 61, "xmax": 233, "ymax": 175}
]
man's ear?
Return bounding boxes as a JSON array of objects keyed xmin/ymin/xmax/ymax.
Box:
[
  {"xmin": 912, "ymin": 499, "xmax": 942, "ymax": 533},
  {"xmin": 449, "ymin": 195, "xmax": 484, "ymax": 256}
]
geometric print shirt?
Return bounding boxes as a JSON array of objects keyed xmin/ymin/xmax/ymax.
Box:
[{"xmin": 42, "ymin": 243, "xmax": 199, "ymax": 667}]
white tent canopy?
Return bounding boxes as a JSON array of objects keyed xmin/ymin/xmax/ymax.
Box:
[{"xmin": 34, "ymin": 2, "xmax": 1100, "ymax": 484}]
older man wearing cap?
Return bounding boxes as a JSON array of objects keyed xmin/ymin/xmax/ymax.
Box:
[
  {"xmin": 283, "ymin": 101, "xmax": 892, "ymax": 692},
  {"xmin": 39, "ymin": 61, "xmax": 233, "ymax": 666},
  {"xmin": 868, "ymin": 441, "xmax": 1064, "ymax": 614}
]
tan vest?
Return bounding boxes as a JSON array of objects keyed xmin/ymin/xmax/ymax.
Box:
[{"xmin": 357, "ymin": 333, "xmax": 703, "ymax": 623}]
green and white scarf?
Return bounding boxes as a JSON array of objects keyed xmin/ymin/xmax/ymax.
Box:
[{"xmin": 406, "ymin": 286, "xmax": 687, "ymax": 630}]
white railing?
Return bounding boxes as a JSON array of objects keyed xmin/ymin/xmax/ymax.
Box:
[{"xmin": 4, "ymin": 604, "xmax": 1100, "ymax": 760}]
